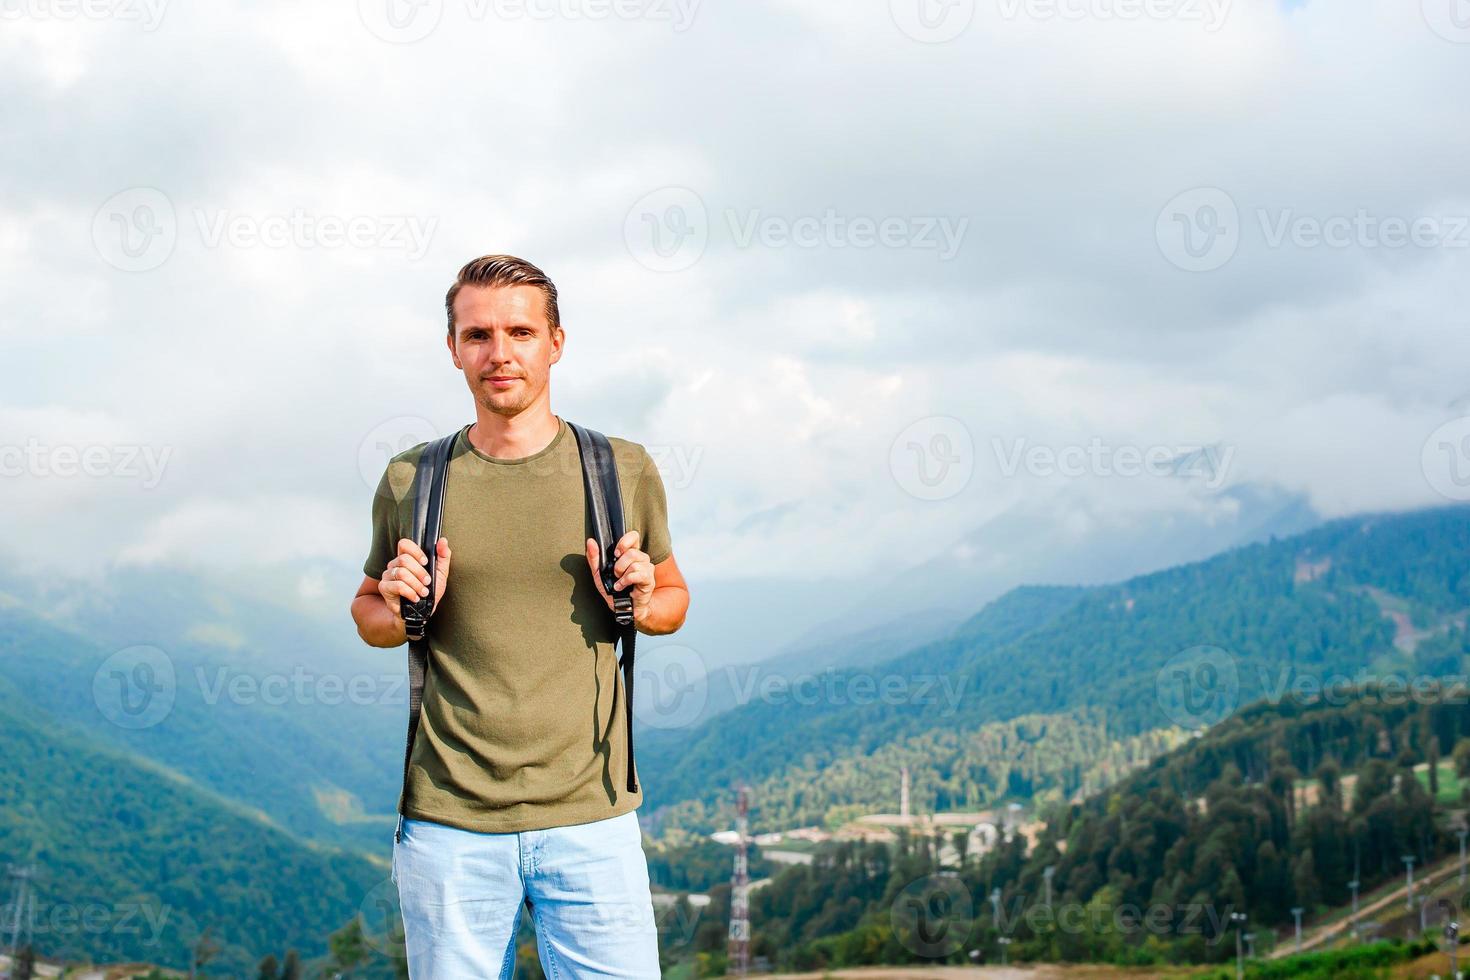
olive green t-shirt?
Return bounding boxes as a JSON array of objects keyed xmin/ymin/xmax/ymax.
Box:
[{"xmin": 364, "ymin": 416, "xmax": 672, "ymax": 833}]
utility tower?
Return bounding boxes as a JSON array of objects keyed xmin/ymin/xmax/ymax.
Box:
[
  {"xmin": 727, "ymin": 785, "xmax": 751, "ymax": 976},
  {"xmin": 3, "ymin": 865, "xmax": 37, "ymax": 960},
  {"xmin": 900, "ymin": 766, "xmax": 910, "ymax": 821}
]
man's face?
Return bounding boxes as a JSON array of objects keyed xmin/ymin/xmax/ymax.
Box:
[{"xmin": 447, "ymin": 284, "xmax": 563, "ymax": 418}]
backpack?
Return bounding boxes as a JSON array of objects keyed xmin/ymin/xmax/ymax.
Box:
[{"xmin": 392, "ymin": 420, "xmax": 638, "ymax": 844}]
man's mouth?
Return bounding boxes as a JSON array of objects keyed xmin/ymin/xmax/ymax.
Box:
[{"xmin": 484, "ymin": 376, "xmax": 520, "ymax": 388}]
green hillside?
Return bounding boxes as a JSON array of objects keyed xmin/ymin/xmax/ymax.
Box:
[
  {"xmin": 0, "ymin": 672, "xmax": 389, "ymax": 976},
  {"xmin": 700, "ymin": 684, "xmax": 1470, "ymax": 975},
  {"xmin": 643, "ymin": 505, "xmax": 1470, "ymax": 835},
  {"xmin": 0, "ymin": 590, "xmax": 402, "ymax": 857}
]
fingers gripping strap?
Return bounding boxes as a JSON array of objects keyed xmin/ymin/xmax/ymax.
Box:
[
  {"xmin": 568, "ymin": 421, "xmax": 640, "ymax": 793},
  {"xmin": 567, "ymin": 422, "xmax": 635, "ymax": 626},
  {"xmin": 396, "ymin": 429, "xmax": 459, "ymax": 840},
  {"xmin": 401, "ymin": 431, "xmax": 457, "ymax": 642}
]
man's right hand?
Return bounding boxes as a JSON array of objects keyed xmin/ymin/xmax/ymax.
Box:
[{"xmin": 378, "ymin": 537, "xmax": 452, "ymax": 622}]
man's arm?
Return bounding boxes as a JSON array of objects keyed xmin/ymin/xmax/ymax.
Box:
[
  {"xmin": 640, "ymin": 552, "xmax": 689, "ymax": 636},
  {"xmin": 352, "ymin": 575, "xmax": 407, "ymax": 648}
]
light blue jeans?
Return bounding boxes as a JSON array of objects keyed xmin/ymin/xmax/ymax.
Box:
[{"xmin": 391, "ymin": 809, "xmax": 661, "ymax": 979}]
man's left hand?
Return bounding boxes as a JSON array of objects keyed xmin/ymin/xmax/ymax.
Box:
[{"xmin": 586, "ymin": 530, "xmax": 656, "ymax": 627}]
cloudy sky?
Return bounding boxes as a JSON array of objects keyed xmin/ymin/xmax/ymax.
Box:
[{"xmin": 4, "ymin": 0, "xmax": 1469, "ymax": 652}]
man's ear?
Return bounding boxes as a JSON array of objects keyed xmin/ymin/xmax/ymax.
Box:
[
  {"xmin": 549, "ymin": 325, "xmax": 565, "ymax": 365},
  {"xmin": 446, "ymin": 328, "xmax": 462, "ymax": 370}
]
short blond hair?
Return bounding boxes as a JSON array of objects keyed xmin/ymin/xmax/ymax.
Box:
[{"xmin": 445, "ymin": 254, "xmax": 560, "ymax": 336}]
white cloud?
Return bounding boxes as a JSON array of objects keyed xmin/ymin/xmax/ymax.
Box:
[{"xmin": 3, "ymin": 0, "xmax": 1468, "ymax": 601}]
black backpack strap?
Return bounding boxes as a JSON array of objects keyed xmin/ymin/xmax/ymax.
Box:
[
  {"xmin": 394, "ymin": 428, "xmax": 460, "ymax": 844},
  {"xmin": 567, "ymin": 421, "xmax": 640, "ymax": 794}
]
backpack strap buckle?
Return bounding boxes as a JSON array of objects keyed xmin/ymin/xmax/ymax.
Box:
[{"xmin": 612, "ymin": 594, "xmax": 635, "ymax": 628}]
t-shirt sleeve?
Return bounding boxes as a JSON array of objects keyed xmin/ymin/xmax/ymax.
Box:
[
  {"xmin": 363, "ymin": 461, "xmax": 405, "ymax": 580},
  {"xmin": 631, "ymin": 445, "xmax": 673, "ymax": 566}
]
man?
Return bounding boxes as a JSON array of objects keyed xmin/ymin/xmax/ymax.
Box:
[{"xmin": 351, "ymin": 254, "xmax": 690, "ymax": 979}]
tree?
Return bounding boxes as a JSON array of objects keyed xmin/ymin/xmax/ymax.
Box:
[
  {"xmin": 1315, "ymin": 758, "xmax": 1343, "ymax": 811},
  {"xmin": 281, "ymin": 950, "xmax": 302, "ymax": 980},
  {"xmin": 11, "ymin": 943, "xmax": 35, "ymax": 980},
  {"xmin": 1452, "ymin": 737, "xmax": 1470, "ymax": 779},
  {"xmin": 327, "ymin": 917, "xmax": 370, "ymax": 978},
  {"xmin": 1353, "ymin": 759, "xmax": 1395, "ymax": 814},
  {"xmin": 952, "ymin": 829, "xmax": 971, "ymax": 870},
  {"xmin": 188, "ymin": 925, "xmax": 221, "ymax": 980},
  {"xmin": 1427, "ymin": 725, "xmax": 1441, "ymax": 797},
  {"xmin": 256, "ymin": 954, "xmax": 280, "ymax": 980},
  {"xmin": 1291, "ymin": 849, "xmax": 1320, "ymax": 911}
]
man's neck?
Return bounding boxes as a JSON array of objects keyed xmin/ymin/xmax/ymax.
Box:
[{"xmin": 466, "ymin": 405, "xmax": 561, "ymax": 460}]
